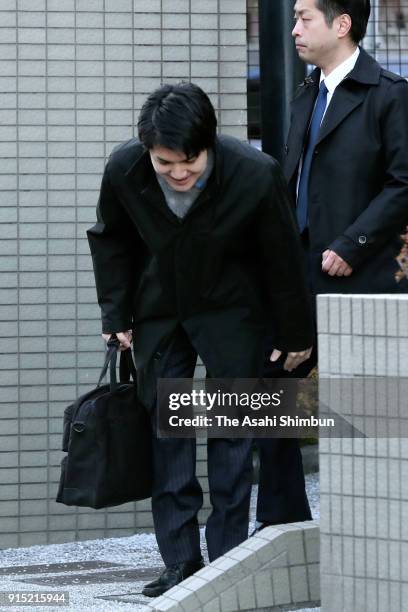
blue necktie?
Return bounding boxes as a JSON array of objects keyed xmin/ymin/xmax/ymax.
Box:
[{"xmin": 296, "ymin": 80, "xmax": 328, "ymax": 233}]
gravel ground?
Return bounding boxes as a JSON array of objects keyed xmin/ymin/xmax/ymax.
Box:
[{"xmin": 0, "ymin": 473, "xmax": 320, "ymax": 612}]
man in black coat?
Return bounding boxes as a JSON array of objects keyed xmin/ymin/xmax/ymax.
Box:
[
  {"xmin": 255, "ymin": 0, "xmax": 408, "ymax": 529},
  {"xmin": 87, "ymin": 83, "xmax": 314, "ymax": 597},
  {"xmin": 288, "ymin": 0, "xmax": 408, "ymax": 295}
]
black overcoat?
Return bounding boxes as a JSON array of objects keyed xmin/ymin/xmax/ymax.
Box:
[
  {"xmin": 284, "ymin": 48, "xmax": 408, "ymax": 294},
  {"xmin": 87, "ymin": 135, "xmax": 314, "ymax": 381}
]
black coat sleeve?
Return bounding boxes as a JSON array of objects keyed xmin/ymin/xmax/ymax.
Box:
[
  {"xmin": 329, "ymin": 79, "xmax": 408, "ymax": 268},
  {"xmin": 87, "ymin": 160, "xmax": 139, "ymax": 334},
  {"xmin": 256, "ymin": 159, "xmax": 315, "ymax": 352}
]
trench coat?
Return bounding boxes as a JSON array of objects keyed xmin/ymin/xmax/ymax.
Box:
[
  {"xmin": 284, "ymin": 47, "xmax": 408, "ymax": 294},
  {"xmin": 87, "ymin": 135, "xmax": 314, "ymax": 390}
]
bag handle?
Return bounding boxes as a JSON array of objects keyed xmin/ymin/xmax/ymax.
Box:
[
  {"xmin": 97, "ymin": 341, "xmax": 117, "ymax": 387},
  {"xmin": 119, "ymin": 348, "xmax": 137, "ymax": 383},
  {"xmin": 97, "ymin": 336, "xmax": 137, "ymax": 391}
]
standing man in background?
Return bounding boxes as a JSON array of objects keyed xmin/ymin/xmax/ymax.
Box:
[
  {"xmin": 255, "ymin": 0, "xmax": 408, "ymax": 530},
  {"xmin": 288, "ymin": 0, "xmax": 408, "ymax": 295}
]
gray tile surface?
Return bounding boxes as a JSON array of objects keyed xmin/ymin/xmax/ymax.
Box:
[
  {"xmin": 1, "ymin": 0, "xmax": 248, "ymax": 549},
  {"xmin": 0, "ymin": 477, "xmax": 320, "ymax": 611}
]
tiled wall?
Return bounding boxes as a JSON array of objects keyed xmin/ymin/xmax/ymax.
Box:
[
  {"xmin": 318, "ymin": 294, "xmax": 408, "ymax": 612},
  {"xmin": 0, "ymin": 0, "xmax": 247, "ymax": 548}
]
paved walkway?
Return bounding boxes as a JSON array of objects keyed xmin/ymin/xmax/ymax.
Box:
[{"xmin": 0, "ymin": 477, "xmax": 320, "ymax": 612}]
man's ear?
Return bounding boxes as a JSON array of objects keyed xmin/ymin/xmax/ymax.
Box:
[{"xmin": 336, "ymin": 13, "xmax": 352, "ymax": 39}]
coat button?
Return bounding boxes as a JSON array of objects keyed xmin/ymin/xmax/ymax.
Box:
[
  {"xmin": 284, "ymin": 145, "xmax": 289, "ymax": 155},
  {"xmin": 314, "ymin": 149, "xmax": 318, "ymax": 155},
  {"xmin": 358, "ymin": 235, "xmax": 367, "ymax": 245}
]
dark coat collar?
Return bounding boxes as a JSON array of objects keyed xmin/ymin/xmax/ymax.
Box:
[
  {"xmin": 123, "ymin": 138, "xmax": 222, "ymax": 225},
  {"xmin": 299, "ymin": 46, "xmax": 381, "ymax": 91},
  {"xmin": 343, "ymin": 46, "xmax": 381, "ymax": 85}
]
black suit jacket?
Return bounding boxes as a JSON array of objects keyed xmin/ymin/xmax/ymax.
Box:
[
  {"xmin": 87, "ymin": 135, "xmax": 314, "ymax": 377},
  {"xmin": 284, "ymin": 48, "xmax": 408, "ymax": 294}
]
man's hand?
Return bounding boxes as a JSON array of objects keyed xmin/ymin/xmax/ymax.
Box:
[
  {"xmin": 102, "ymin": 330, "xmax": 132, "ymax": 351},
  {"xmin": 270, "ymin": 347, "xmax": 313, "ymax": 372},
  {"xmin": 322, "ymin": 249, "xmax": 353, "ymax": 276}
]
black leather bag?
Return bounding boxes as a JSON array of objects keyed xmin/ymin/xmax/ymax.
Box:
[{"xmin": 56, "ymin": 340, "xmax": 152, "ymax": 509}]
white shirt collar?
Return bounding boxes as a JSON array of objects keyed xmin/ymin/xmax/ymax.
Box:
[{"xmin": 320, "ymin": 47, "xmax": 360, "ymax": 95}]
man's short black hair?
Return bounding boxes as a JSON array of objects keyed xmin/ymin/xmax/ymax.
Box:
[
  {"xmin": 316, "ymin": 0, "xmax": 371, "ymax": 44},
  {"xmin": 137, "ymin": 82, "xmax": 217, "ymax": 157}
]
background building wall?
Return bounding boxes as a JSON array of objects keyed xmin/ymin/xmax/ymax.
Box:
[{"xmin": 0, "ymin": 0, "xmax": 247, "ymax": 548}]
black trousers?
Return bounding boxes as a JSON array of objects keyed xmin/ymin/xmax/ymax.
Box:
[
  {"xmin": 149, "ymin": 327, "xmax": 253, "ymax": 565},
  {"xmin": 256, "ymin": 230, "xmax": 316, "ymax": 524},
  {"xmin": 255, "ymin": 346, "xmax": 316, "ymax": 523}
]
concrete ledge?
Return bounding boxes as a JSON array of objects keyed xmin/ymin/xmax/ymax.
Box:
[{"xmin": 143, "ymin": 520, "xmax": 320, "ymax": 611}]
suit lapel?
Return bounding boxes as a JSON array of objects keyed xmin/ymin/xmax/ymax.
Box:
[
  {"xmin": 284, "ymin": 47, "xmax": 381, "ymax": 185},
  {"xmin": 315, "ymin": 47, "xmax": 380, "ymax": 145},
  {"xmin": 126, "ymin": 152, "xmax": 181, "ymax": 226},
  {"xmin": 316, "ymin": 84, "xmax": 366, "ymax": 145},
  {"xmin": 284, "ymin": 77, "xmax": 319, "ymax": 183},
  {"xmin": 140, "ymin": 179, "xmax": 182, "ymax": 226}
]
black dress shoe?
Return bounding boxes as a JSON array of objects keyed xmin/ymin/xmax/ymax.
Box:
[{"xmin": 142, "ymin": 558, "xmax": 205, "ymax": 598}]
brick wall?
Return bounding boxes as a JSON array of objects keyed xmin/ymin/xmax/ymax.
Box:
[{"xmin": 0, "ymin": 0, "xmax": 247, "ymax": 548}]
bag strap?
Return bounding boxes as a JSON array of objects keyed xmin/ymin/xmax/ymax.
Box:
[
  {"xmin": 97, "ymin": 341, "xmax": 117, "ymax": 387},
  {"xmin": 119, "ymin": 348, "xmax": 137, "ymax": 383},
  {"xmin": 97, "ymin": 336, "xmax": 137, "ymax": 391}
]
